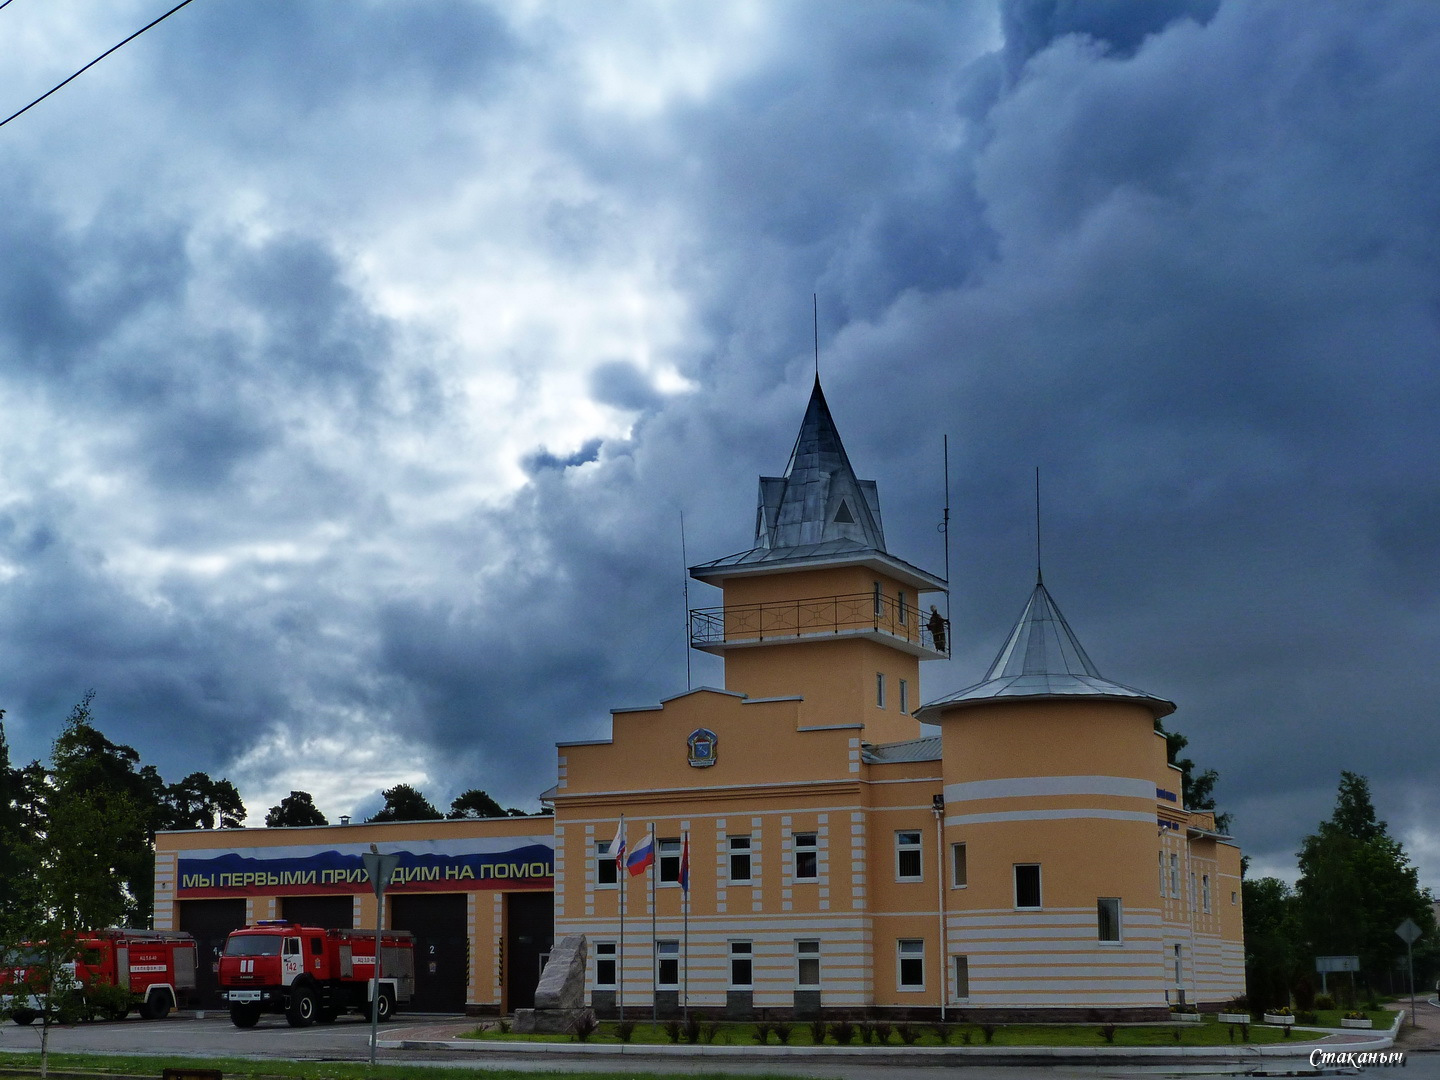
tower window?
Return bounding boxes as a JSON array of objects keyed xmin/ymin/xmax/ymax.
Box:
[
  {"xmin": 895, "ymin": 831, "xmax": 922, "ymax": 881},
  {"xmin": 898, "ymin": 590, "xmax": 908, "ymax": 625},
  {"xmin": 834, "ymin": 500, "xmax": 854, "ymax": 524},
  {"xmin": 899, "ymin": 678, "xmax": 909, "ymax": 713},
  {"xmin": 873, "ymin": 581, "xmax": 882, "ymax": 617},
  {"xmin": 1014, "ymin": 864, "xmax": 1042, "ymax": 909},
  {"xmin": 1098, "ymin": 897, "xmax": 1122, "ymax": 942},
  {"xmin": 876, "ymin": 672, "xmax": 886, "ymax": 708}
]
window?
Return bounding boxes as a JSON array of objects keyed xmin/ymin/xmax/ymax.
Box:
[
  {"xmin": 1169, "ymin": 853, "xmax": 1179, "ymax": 896},
  {"xmin": 597, "ymin": 841, "xmax": 617, "ymax": 886},
  {"xmin": 899, "ymin": 678, "xmax": 909, "ymax": 713},
  {"xmin": 1098, "ymin": 897, "xmax": 1121, "ymax": 942},
  {"xmin": 1189, "ymin": 872, "xmax": 1197, "ymax": 908},
  {"xmin": 1014, "ymin": 864, "xmax": 1042, "ymax": 909},
  {"xmin": 310, "ymin": 937, "xmax": 324, "ymax": 956},
  {"xmin": 873, "ymin": 581, "xmax": 883, "ymax": 617},
  {"xmin": 1158, "ymin": 851, "xmax": 1166, "ymax": 896},
  {"xmin": 793, "ymin": 832, "xmax": 818, "ymax": 880},
  {"xmin": 796, "ymin": 940, "xmax": 820, "ymax": 987},
  {"xmin": 898, "ymin": 590, "xmax": 908, "ymax": 625},
  {"xmin": 876, "ymin": 672, "xmax": 886, "ymax": 708},
  {"xmin": 951, "ymin": 843, "xmax": 968, "ymax": 888},
  {"xmin": 1231, "ymin": 890, "xmax": 1238, "ymax": 905},
  {"xmin": 953, "ymin": 955, "xmax": 970, "ymax": 999},
  {"xmin": 897, "ymin": 939, "xmax": 925, "ymax": 990},
  {"xmin": 656, "ymin": 940, "xmax": 679, "ymax": 988},
  {"xmin": 729, "ymin": 941, "xmax": 753, "ymax": 988},
  {"xmin": 659, "ymin": 838, "xmax": 682, "ymax": 884},
  {"xmin": 1172, "ymin": 944, "xmax": 1183, "ymax": 985},
  {"xmin": 283, "ymin": 937, "xmax": 300, "ymax": 956},
  {"xmin": 895, "ymin": 830, "xmax": 923, "ymax": 881},
  {"xmin": 595, "ymin": 942, "xmax": 616, "ymax": 987},
  {"xmin": 728, "ymin": 835, "xmax": 752, "ymax": 883},
  {"xmin": 1202, "ymin": 874, "xmax": 1211, "ymax": 913}
]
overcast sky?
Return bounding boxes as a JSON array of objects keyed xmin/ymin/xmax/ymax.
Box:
[{"xmin": 1, "ymin": 0, "xmax": 1437, "ymax": 887}]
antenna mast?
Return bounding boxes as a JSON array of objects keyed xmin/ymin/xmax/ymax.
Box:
[
  {"xmin": 681, "ymin": 512, "xmax": 692, "ymax": 690},
  {"xmin": 1035, "ymin": 466, "xmax": 1042, "ymax": 585},
  {"xmin": 942, "ymin": 435, "xmax": 951, "ymax": 621}
]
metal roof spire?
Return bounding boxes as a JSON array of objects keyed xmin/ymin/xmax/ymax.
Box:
[
  {"xmin": 757, "ymin": 376, "xmax": 885, "ymax": 551},
  {"xmin": 916, "ymin": 580, "xmax": 1174, "ymax": 720}
]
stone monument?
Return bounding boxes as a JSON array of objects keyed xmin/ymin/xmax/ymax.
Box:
[{"xmin": 512, "ymin": 934, "xmax": 591, "ymax": 1033}]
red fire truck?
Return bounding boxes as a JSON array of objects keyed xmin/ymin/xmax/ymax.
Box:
[
  {"xmin": 218, "ymin": 921, "xmax": 414, "ymax": 1028},
  {"xmin": 2, "ymin": 929, "xmax": 197, "ymax": 1024}
]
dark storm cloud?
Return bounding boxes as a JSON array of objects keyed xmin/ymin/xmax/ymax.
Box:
[{"xmin": 2, "ymin": 0, "xmax": 1438, "ymax": 884}]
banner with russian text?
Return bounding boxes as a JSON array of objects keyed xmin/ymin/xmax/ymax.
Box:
[{"xmin": 175, "ymin": 837, "xmax": 553, "ymax": 897}]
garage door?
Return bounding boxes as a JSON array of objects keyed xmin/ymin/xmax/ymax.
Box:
[
  {"xmin": 505, "ymin": 891, "xmax": 554, "ymax": 1012},
  {"xmin": 178, "ymin": 898, "xmax": 247, "ymax": 1008},
  {"xmin": 282, "ymin": 895, "xmax": 355, "ymax": 929},
  {"xmin": 389, "ymin": 893, "xmax": 468, "ymax": 1013}
]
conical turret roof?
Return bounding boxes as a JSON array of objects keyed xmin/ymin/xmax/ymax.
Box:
[
  {"xmin": 690, "ymin": 377, "xmax": 943, "ymax": 591},
  {"xmin": 916, "ymin": 581, "xmax": 1174, "ymax": 719}
]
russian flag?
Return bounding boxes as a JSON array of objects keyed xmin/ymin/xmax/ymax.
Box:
[
  {"xmin": 679, "ymin": 833, "xmax": 690, "ymax": 893},
  {"xmin": 626, "ymin": 831, "xmax": 655, "ymax": 876}
]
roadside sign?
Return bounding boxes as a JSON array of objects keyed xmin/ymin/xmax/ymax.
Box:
[
  {"xmin": 361, "ymin": 851, "xmax": 401, "ymax": 899},
  {"xmin": 1315, "ymin": 956, "xmax": 1360, "ymax": 973},
  {"xmin": 1397, "ymin": 918, "xmax": 1422, "ymax": 945}
]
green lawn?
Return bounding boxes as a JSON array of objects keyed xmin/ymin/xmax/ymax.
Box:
[{"xmin": 461, "ymin": 1015, "xmax": 1389, "ymax": 1048}]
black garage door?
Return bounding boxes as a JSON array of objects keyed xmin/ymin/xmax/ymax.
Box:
[
  {"xmin": 178, "ymin": 898, "xmax": 247, "ymax": 1008},
  {"xmin": 390, "ymin": 893, "xmax": 469, "ymax": 1013},
  {"xmin": 282, "ymin": 895, "xmax": 354, "ymax": 928},
  {"xmin": 505, "ymin": 891, "xmax": 554, "ymax": 1013}
]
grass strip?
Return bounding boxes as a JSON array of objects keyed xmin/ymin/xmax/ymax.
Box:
[
  {"xmin": 461, "ymin": 1016, "xmax": 1369, "ymax": 1047},
  {"xmin": 0, "ymin": 1054, "xmax": 809, "ymax": 1080}
]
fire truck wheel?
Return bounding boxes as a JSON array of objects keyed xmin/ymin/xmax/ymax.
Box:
[
  {"xmin": 376, "ymin": 987, "xmax": 395, "ymax": 1021},
  {"xmin": 11, "ymin": 1009, "xmax": 37, "ymax": 1026},
  {"xmin": 139, "ymin": 990, "xmax": 171, "ymax": 1020},
  {"xmin": 286, "ymin": 986, "xmax": 318, "ymax": 1027},
  {"xmin": 229, "ymin": 1003, "xmax": 261, "ymax": 1028}
]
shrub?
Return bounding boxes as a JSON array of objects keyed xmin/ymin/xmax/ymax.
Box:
[
  {"xmin": 615, "ymin": 1020, "xmax": 636, "ymax": 1043},
  {"xmin": 84, "ymin": 982, "xmax": 134, "ymax": 1021},
  {"xmin": 830, "ymin": 1019, "xmax": 856, "ymax": 1044},
  {"xmin": 897, "ymin": 1021, "xmax": 919, "ymax": 1045},
  {"xmin": 701, "ymin": 1021, "xmax": 720, "ymax": 1044},
  {"xmin": 752, "ymin": 1022, "xmax": 771, "ymax": 1044},
  {"xmin": 664, "ymin": 1019, "xmax": 682, "ymax": 1043},
  {"xmin": 772, "ymin": 1021, "xmax": 793, "ymax": 1044},
  {"xmin": 684, "ymin": 1015, "xmax": 701, "ymax": 1044},
  {"xmin": 809, "ymin": 1018, "xmax": 827, "ymax": 1044},
  {"xmin": 1296, "ymin": 1010, "xmax": 1318, "ymax": 1025},
  {"xmin": 497, "ymin": 1018, "xmax": 511, "ymax": 1034},
  {"xmin": 930, "ymin": 1023, "xmax": 950, "ymax": 1044},
  {"xmin": 1344, "ymin": 1010, "xmax": 1367, "ymax": 1020},
  {"xmin": 1314, "ymin": 993, "xmax": 1336, "ymax": 1011},
  {"xmin": 572, "ymin": 1011, "xmax": 598, "ymax": 1042},
  {"xmin": 858, "ymin": 1022, "xmax": 873, "ymax": 1044},
  {"xmin": 981, "ymin": 1024, "xmax": 997, "ymax": 1044},
  {"xmin": 959, "ymin": 1028, "xmax": 973, "ymax": 1045},
  {"xmin": 1099, "ymin": 1024, "xmax": 1117, "ymax": 1044},
  {"xmin": 873, "ymin": 1020, "xmax": 892, "ymax": 1043}
]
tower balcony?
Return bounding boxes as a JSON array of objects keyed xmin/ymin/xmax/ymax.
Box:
[{"xmin": 689, "ymin": 592, "xmax": 950, "ymax": 659}]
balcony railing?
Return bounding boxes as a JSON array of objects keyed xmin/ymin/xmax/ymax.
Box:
[{"xmin": 689, "ymin": 591, "xmax": 949, "ymax": 656}]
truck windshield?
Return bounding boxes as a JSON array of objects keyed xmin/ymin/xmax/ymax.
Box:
[{"xmin": 224, "ymin": 936, "xmax": 282, "ymax": 957}]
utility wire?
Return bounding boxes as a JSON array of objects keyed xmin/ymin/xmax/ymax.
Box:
[{"xmin": 0, "ymin": 0, "xmax": 198, "ymax": 130}]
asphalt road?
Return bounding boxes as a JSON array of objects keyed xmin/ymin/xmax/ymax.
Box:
[{"xmin": 0, "ymin": 1010, "xmax": 1435, "ymax": 1079}]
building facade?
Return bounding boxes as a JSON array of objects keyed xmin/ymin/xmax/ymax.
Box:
[{"xmin": 155, "ymin": 377, "xmax": 1243, "ymax": 1019}]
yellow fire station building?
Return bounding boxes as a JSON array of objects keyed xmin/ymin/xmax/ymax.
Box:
[{"xmin": 155, "ymin": 378, "xmax": 1243, "ymax": 1019}]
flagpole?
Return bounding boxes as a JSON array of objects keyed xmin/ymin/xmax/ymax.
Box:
[
  {"xmin": 649, "ymin": 822, "xmax": 658, "ymax": 1024},
  {"xmin": 682, "ymin": 830, "xmax": 690, "ymax": 1022},
  {"xmin": 617, "ymin": 813, "xmax": 625, "ymax": 1021}
]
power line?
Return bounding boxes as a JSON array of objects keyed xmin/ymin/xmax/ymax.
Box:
[{"xmin": 0, "ymin": 0, "xmax": 199, "ymax": 131}]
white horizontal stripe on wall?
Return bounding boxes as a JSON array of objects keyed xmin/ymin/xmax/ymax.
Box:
[
  {"xmin": 944, "ymin": 775, "xmax": 1157, "ymax": 803},
  {"xmin": 945, "ymin": 808, "xmax": 1157, "ymax": 827}
]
